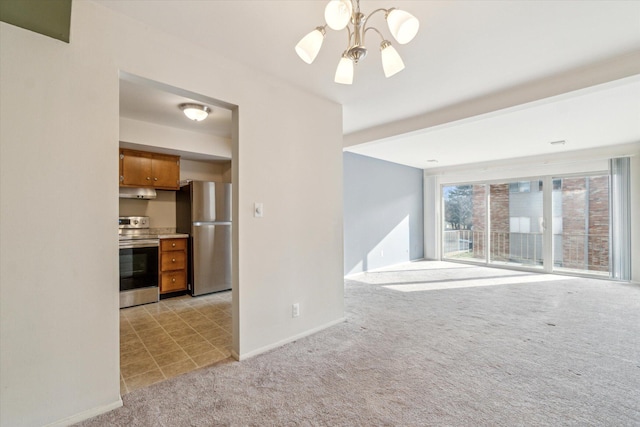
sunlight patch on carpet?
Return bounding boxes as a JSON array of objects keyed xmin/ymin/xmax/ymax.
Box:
[{"xmin": 383, "ymin": 273, "xmax": 578, "ymax": 292}]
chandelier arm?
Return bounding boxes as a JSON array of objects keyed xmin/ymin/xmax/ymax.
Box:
[
  {"xmin": 363, "ymin": 26, "xmax": 385, "ymax": 45},
  {"xmin": 361, "ymin": 8, "xmax": 389, "ymax": 29}
]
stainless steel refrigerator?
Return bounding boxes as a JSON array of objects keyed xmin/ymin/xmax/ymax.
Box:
[{"xmin": 176, "ymin": 181, "xmax": 231, "ymax": 296}]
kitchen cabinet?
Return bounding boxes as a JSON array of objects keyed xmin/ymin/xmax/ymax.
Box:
[
  {"xmin": 119, "ymin": 148, "xmax": 180, "ymax": 190},
  {"xmin": 159, "ymin": 237, "xmax": 188, "ymax": 294}
]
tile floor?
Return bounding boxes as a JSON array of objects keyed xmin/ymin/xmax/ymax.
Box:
[{"xmin": 119, "ymin": 291, "xmax": 232, "ymax": 395}]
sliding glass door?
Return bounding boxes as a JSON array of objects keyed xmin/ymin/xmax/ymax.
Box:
[
  {"xmin": 552, "ymin": 175, "xmax": 610, "ymax": 276},
  {"xmin": 442, "ymin": 184, "xmax": 486, "ymax": 263},
  {"xmin": 488, "ymin": 180, "xmax": 544, "ymax": 269},
  {"xmin": 441, "ymin": 165, "xmax": 626, "ymax": 279}
]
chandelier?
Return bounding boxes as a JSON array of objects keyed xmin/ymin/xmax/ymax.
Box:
[{"xmin": 295, "ymin": 0, "xmax": 419, "ymax": 84}]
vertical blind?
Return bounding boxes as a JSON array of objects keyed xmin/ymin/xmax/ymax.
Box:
[{"xmin": 609, "ymin": 157, "xmax": 631, "ymax": 280}]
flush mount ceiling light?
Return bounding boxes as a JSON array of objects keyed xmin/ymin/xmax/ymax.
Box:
[
  {"xmin": 179, "ymin": 103, "xmax": 211, "ymax": 121},
  {"xmin": 295, "ymin": 0, "xmax": 419, "ymax": 85}
]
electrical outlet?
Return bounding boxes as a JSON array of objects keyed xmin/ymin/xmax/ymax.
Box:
[{"xmin": 292, "ymin": 303, "xmax": 300, "ymax": 318}]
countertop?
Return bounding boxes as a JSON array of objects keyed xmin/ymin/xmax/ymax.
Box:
[
  {"xmin": 148, "ymin": 228, "xmax": 189, "ymax": 239},
  {"xmin": 158, "ymin": 233, "xmax": 189, "ymax": 239}
]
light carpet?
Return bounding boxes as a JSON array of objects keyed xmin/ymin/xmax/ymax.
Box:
[{"xmin": 78, "ymin": 261, "xmax": 640, "ymax": 426}]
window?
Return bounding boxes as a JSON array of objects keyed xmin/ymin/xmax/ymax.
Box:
[
  {"xmin": 509, "ymin": 217, "xmax": 531, "ymax": 233},
  {"xmin": 538, "ymin": 179, "xmax": 563, "ymax": 191},
  {"xmin": 509, "ymin": 181, "xmax": 531, "ymax": 193},
  {"xmin": 441, "ymin": 164, "xmax": 627, "ymax": 279},
  {"xmin": 442, "ymin": 184, "xmax": 486, "ymax": 262},
  {"xmin": 552, "ymin": 174, "xmax": 609, "ymax": 275}
]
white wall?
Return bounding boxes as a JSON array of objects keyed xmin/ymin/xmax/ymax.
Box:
[
  {"xmin": 180, "ymin": 159, "xmax": 230, "ymax": 183},
  {"xmin": 0, "ymin": 2, "xmax": 344, "ymax": 426},
  {"xmin": 423, "ymin": 142, "xmax": 640, "ymax": 282},
  {"xmin": 120, "ymin": 116, "xmax": 231, "ymax": 159}
]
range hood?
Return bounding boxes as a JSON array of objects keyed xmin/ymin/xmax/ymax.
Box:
[{"xmin": 119, "ymin": 187, "xmax": 157, "ymax": 200}]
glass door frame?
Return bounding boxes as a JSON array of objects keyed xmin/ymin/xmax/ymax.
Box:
[
  {"xmin": 440, "ymin": 170, "xmax": 611, "ymax": 278},
  {"xmin": 549, "ymin": 171, "xmax": 611, "ymax": 277}
]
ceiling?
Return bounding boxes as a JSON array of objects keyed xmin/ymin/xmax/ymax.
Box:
[
  {"xmin": 120, "ymin": 79, "xmax": 232, "ymax": 139},
  {"xmin": 347, "ymin": 76, "xmax": 640, "ymax": 169},
  {"xmin": 102, "ymin": 0, "xmax": 640, "ymax": 168}
]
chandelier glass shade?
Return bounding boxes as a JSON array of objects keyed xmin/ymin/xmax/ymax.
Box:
[
  {"xmin": 294, "ymin": 27, "xmax": 326, "ymax": 64},
  {"xmin": 334, "ymin": 54, "xmax": 355, "ymax": 84},
  {"xmin": 179, "ymin": 103, "xmax": 211, "ymax": 121},
  {"xmin": 380, "ymin": 41, "xmax": 404, "ymax": 78},
  {"xmin": 295, "ymin": 0, "xmax": 419, "ymax": 84}
]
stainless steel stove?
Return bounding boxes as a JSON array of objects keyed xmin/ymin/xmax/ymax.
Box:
[{"xmin": 119, "ymin": 216, "xmax": 159, "ymax": 308}]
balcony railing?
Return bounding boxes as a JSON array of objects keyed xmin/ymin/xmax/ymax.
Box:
[
  {"xmin": 556, "ymin": 232, "xmax": 609, "ymax": 272},
  {"xmin": 443, "ymin": 230, "xmax": 609, "ymax": 272}
]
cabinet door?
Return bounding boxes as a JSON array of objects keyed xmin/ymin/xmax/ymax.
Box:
[
  {"xmin": 161, "ymin": 271, "xmax": 187, "ymax": 293},
  {"xmin": 120, "ymin": 150, "xmax": 152, "ymax": 187},
  {"xmin": 152, "ymin": 154, "xmax": 180, "ymax": 189}
]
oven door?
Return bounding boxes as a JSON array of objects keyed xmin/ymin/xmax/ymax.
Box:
[{"xmin": 119, "ymin": 241, "xmax": 159, "ymax": 308}]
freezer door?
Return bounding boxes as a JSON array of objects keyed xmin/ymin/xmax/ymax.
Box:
[
  {"xmin": 191, "ymin": 223, "xmax": 231, "ymax": 296},
  {"xmin": 191, "ymin": 181, "xmax": 231, "ymax": 222}
]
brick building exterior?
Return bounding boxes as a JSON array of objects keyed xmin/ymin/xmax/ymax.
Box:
[
  {"xmin": 561, "ymin": 176, "xmax": 609, "ymax": 271},
  {"xmin": 489, "ymin": 184, "xmax": 510, "ymax": 261}
]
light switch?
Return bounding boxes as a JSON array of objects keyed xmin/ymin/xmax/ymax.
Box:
[{"xmin": 254, "ymin": 202, "xmax": 264, "ymax": 218}]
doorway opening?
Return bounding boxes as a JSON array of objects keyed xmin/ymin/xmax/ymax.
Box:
[{"xmin": 117, "ymin": 72, "xmax": 239, "ymax": 395}]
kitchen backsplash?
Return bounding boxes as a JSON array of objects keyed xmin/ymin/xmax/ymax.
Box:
[
  {"xmin": 119, "ymin": 190, "xmax": 176, "ymax": 228},
  {"xmin": 150, "ymin": 227, "xmax": 178, "ymax": 235}
]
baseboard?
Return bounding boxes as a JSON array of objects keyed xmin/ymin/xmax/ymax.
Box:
[
  {"xmin": 237, "ymin": 316, "xmax": 346, "ymax": 361},
  {"xmin": 45, "ymin": 398, "xmax": 123, "ymax": 427}
]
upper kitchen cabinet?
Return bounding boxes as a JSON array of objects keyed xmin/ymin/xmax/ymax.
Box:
[{"xmin": 119, "ymin": 148, "xmax": 180, "ymax": 190}]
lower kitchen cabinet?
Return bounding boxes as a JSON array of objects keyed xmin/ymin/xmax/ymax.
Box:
[{"xmin": 159, "ymin": 237, "xmax": 188, "ymax": 294}]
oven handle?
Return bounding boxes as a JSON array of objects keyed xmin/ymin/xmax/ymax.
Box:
[{"xmin": 119, "ymin": 240, "xmax": 159, "ymax": 249}]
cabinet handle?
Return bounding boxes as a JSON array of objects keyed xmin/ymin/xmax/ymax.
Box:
[
  {"xmin": 119, "ymin": 176, "xmax": 124, "ymax": 182},
  {"xmin": 146, "ymin": 177, "xmax": 151, "ymax": 180},
  {"xmin": 172, "ymin": 243, "xmax": 176, "ymax": 247},
  {"xmin": 172, "ymin": 278, "xmax": 176, "ymax": 283},
  {"xmin": 154, "ymin": 177, "xmax": 158, "ymax": 181},
  {"xmin": 172, "ymin": 258, "xmax": 176, "ymax": 262},
  {"xmin": 120, "ymin": 154, "xmax": 124, "ymax": 160}
]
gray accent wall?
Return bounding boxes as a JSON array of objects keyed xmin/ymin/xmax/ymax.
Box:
[{"xmin": 344, "ymin": 152, "xmax": 424, "ymax": 275}]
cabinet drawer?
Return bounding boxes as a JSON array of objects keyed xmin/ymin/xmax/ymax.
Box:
[
  {"xmin": 161, "ymin": 238, "xmax": 187, "ymax": 252},
  {"xmin": 161, "ymin": 271, "xmax": 186, "ymax": 293},
  {"xmin": 161, "ymin": 251, "xmax": 186, "ymax": 271}
]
